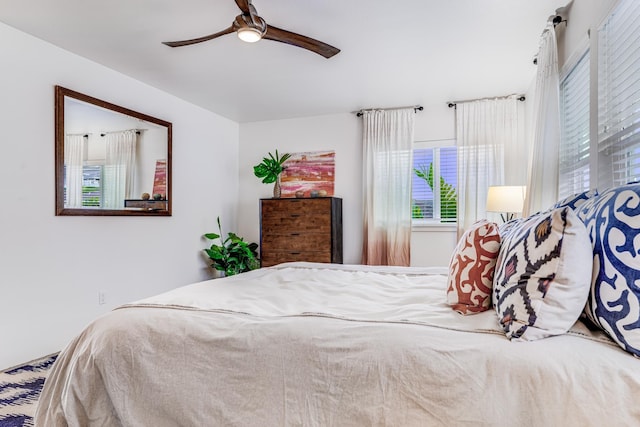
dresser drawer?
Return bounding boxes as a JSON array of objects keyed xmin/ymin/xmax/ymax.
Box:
[
  {"xmin": 262, "ymin": 198, "xmax": 332, "ymax": 216},
  {"xmin": 261, "ymin": 216, "xmax": 331, "ymax": 233},
  {"xmin": 261, "ymin": 250, "xmax": 332, "ymax": 267},
  {"xmin": 261, "ymin": 232, "xmax": 331, "ymax": 252}
]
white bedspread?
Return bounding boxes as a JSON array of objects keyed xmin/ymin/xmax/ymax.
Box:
[{"xmin": 35, "ymin": 263, "xmax": 640, "ymax": 426}]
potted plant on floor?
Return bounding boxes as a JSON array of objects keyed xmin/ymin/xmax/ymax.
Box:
[
  {"xmin": 253, "ymin": 150, "xmax": 292, "ymax": 198},
  {"xmin": 204, "ymin": 217, "xmax": 260, "ymax": 277}
]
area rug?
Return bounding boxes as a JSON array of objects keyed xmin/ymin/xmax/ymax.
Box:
[{"xmin": 0, "ymin": 353, "xmax": 58, "ymax": 427}]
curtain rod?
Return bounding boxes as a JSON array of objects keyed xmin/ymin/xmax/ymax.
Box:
[
  {"xmin": 447, "ymin": 95, "xmax": 525, "ymax": 108},
  {"xmin": 533, "ymin": 12, "xmax": 568, "ymax": 64},
  {"xmin": 63, "ymin": 133, "xmax": 92, "ymax": 137},
  {"xmin": 355, "ymin": 105, "xmax": 423, "ymax": 117},
  {"xmin": 68, "ymin": 129, "xmax": 147, "ymax": 137},
  {"xmin": 99, "ymin": 129, "xmax": 146, "ymax": 137}
]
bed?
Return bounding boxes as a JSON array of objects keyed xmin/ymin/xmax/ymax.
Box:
[
  {"xmin": 35, "ymin": 261, "xmax": 640, "ymax": 426},
  {"xmin": 35, "ymin": 183, "xmax": 640, "ymax": 426}
]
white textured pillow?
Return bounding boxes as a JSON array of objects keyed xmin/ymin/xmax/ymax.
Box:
[{"xmin": 493, "ymin": 207, "xmax": 592, "ymax": 341}]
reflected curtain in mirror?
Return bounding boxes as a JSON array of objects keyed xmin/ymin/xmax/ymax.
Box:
[
  {"xmin": 103, "ymin": 130, "xmax": 138, "ymax": 209},
  {"xmin": 64, "ymin": 134, "xmax": 86, "ymax": 208}
]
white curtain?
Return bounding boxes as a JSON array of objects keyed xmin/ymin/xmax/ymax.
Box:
[
  {"xmin": 64, "ymin": 134, "xmax": 86, "ymax": 208},
  {"xmin": 103, "ymin": 130, "xmax": 137, "ymax": 209},
  {"xmin": 524, "ymin": 22, "xmax": 561, "ymax": 216},
  {"xmin": 362, "ymin": 108, "xmax": 415, "ymax": 266},
  {"xmin": 456, "ymin": 95, "xmax": 525, "ymax": 237}
]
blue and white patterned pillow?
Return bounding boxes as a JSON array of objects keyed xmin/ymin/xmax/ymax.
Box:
[
  {"xmin": 577, "ymin": 183, "xmax": 640, "ymax": 356},
  {"xmin": 493, "ymin": 207, "xmax": 592, "ymax": 341},
  {"xmin": 553, "ymin": 189, "xmax": 598, "ymax": 211}
]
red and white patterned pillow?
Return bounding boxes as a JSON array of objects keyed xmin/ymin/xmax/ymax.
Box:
[{"xmin": 447, "ymin": 220, "xmax": 501, "ymax": 314}]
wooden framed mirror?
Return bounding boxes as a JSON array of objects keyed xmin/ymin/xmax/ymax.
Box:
[{"xmin": 55, "ymin": 86, "xmax": 172, "ymax": 216}]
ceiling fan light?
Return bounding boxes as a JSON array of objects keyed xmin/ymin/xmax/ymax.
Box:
[{"xmin": 237, "ymin": 28, "xmax": 262, "ymax": 43}]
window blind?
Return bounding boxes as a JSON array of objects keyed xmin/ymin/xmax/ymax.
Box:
[
  {"xmin": 559, "ymin": 50, "xmax": 590, "ymax": 198},
  {"xmin": 439, "ymin": 147, "xmax": 457, "ymax": 220},
  {"xmin": 412, "ymin": 148, "xmax": 435, "ymax": 218},
  {"xmin": 598, "ymin": 0, "xmax": 640, "ymax": 186}
]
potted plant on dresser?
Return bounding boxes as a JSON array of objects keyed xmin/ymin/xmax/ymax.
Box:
[
  {"xmin": 204, "ymin": 217, "xmax": 259, "ymax": 277},
  {"xmin": 253, "ymin": 150, "xmax": 291, "ymax": 198}
]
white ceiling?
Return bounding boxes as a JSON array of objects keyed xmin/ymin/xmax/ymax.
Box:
[{"xmin": 0, "ymin": 0, "xmax": 567, "ymax": 123}]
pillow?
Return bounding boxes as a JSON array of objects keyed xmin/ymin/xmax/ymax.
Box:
[
  {"xmin": 492, "ymin": 207, "xmax": 592, "ymax": 341},
  {"xmin": 553, "ymin": 189, "xmax": 598, "ymax": 211},
  {"xmin": 577, "ymin": 183, "xmax": 640, "ymax": 356},
  {"xmin": 497, "ymin": 217, "xmax": 522, "ymax": 240},
  {"xmin": 447, "ymin": 220, "xmax": 501, "ymax": 314}
]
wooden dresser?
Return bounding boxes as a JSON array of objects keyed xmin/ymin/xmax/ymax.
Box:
[
  {"xmin": 124, "ymin": 199, "xmax": 168, "ymax": 211},
  {"xmin": 260, "ymin": 197, "xmax": 343, "ymax": 267}
]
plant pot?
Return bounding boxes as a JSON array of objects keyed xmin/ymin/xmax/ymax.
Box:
[{"xmin": 273, "ymin": 177, "xmax": 282, "ymax": 198}]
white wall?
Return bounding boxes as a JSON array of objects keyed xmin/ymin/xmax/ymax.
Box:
[
  {"xmin": 238, "ymin": 113, "xmax": 362, "ymax": 264},
  {"xmin": 237, "ymin": 104, "xmax": 458, "ymax": 268},
  {"xmin": 0, "ymin": 23, "xmax": 239, "ymax": 369}
]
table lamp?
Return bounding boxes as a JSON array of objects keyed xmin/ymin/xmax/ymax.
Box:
[{"xmin": 486, "ymin": 185, "xmax": 526, "ymax": 222}]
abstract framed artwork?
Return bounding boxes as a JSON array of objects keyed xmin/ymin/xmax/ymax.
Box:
[
  {"xmin": 152, "ymin": 159, "xmax": 167, "ymax": 198},
  {"xmin": 280, "ymin": 150, "xmax": 335, "ymax": 197}
]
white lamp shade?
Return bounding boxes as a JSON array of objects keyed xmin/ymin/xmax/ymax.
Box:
[
  {"xmin": 486, "ymin": 186, "xmax": 526, "ymax": 213},
  {"xmin": 237, "ymin": 28, "xmax": 262, "ymax": 43}
]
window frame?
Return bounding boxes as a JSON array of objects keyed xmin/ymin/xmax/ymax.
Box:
[{"xmin": 411, "ymin": 138, "xmax": 457, "ymax": 230}]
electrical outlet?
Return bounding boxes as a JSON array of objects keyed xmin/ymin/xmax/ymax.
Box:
[{"xmin": 98, "ymin": 291, "xmax": 106, "ymax": 305}]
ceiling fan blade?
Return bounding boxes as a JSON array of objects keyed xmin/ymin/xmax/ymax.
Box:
[
  {"xmin": 264, "ymin": 25, "xmax": 340, "ymax": 59},
  {"xmin": 235, "ymin": 0, "xmax": 252, "ymax": 15},
  {"xmin": 162, "ymin": 26, "xmax": 235, "ymax": 48}
]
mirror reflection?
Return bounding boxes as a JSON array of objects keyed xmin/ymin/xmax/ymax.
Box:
[{"xmin": 55, "ymin": 86, "xmax": 172, "ymax": 216}]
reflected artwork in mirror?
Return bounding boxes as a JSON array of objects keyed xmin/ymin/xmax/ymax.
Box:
[{"xmin": 55, "ymin": 86, "xmax": 172, "ymax": 216}]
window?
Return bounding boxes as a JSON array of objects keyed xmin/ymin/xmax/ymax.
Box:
[
  {"xmin": 412, "ymin": 142, "xmax": 457, "ymax": 223},
  {"xmin": 82, "ymin": 166, "xmax": 103, "ymax": 207},
  {"xmin": 558, "ymin": 0, "xmax": 640, "ymax": 195},
  {"xmin": 598, "ymin": 0, "xmax": 640, "ymax": 187},
  {"xmin": 559, "ymin": 50, "xmax": 590, "ymax": 199},
  {"xmin": 64, "ymin": 165, "xmax": 104, "ymax": 207}
]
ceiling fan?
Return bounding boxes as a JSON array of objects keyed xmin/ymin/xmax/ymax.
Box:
[{"xmin": 162, "ymin": 0, "xmax": 340, "ymax": 59}]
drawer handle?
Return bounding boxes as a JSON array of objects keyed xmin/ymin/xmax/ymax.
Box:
[
  {"xmin": 290, "ymin": 252, "xmax": 301, "ymax": 255},
  {"xmin": 290, "ymin": 214, "xmax": 301, "ymax": 218},
  {"xmin": 290, "ymin": 233, "xmax": 300, "ymax": 236}
]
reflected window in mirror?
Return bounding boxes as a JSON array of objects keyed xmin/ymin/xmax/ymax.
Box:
[{"xmin": 55, "ymin": 86, "xmax": 172, "ymax": 216}]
